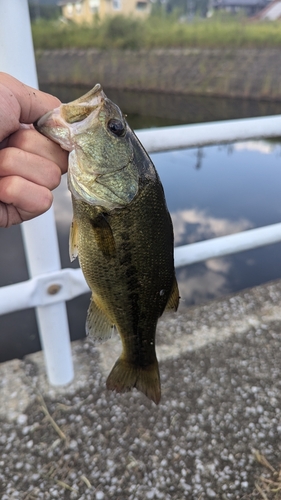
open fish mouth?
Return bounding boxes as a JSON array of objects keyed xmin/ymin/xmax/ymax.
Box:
[
  {"xmin": 35, "ymin": 83, "xmax": 138, "ymax": 210},
  {"xmin": 34, "ymin": 83, "xmax": 106, "ymax": 152},
  {"xmin": 34, "ymin": 108, "xmax": 73, "ymax": 151}
]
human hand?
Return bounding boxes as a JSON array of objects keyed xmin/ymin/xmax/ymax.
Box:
[{"xmin": 0, "ymin": 72, "xmax": 68, "ymax": 227}]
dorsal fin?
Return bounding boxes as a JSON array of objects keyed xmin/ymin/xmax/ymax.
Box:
[{"xmin": 165, "ymin": 277, "xmax": 180, "ymax": 312}]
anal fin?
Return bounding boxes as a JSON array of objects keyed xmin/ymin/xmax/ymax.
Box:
[{"xmin": 86, "ymin": 298, "xmax": 114, "ymax": 343}]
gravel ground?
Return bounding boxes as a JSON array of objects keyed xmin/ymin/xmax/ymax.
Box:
[{"xmin": 1, "ymin": 280, "xmax": 281, "ymax": 499}]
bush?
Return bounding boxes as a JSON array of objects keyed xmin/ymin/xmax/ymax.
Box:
[
  {"xmin": 100, "ymin": 15, "xmax": 144, "ymax": 49},
  {"xmin": 32, "ymin": 15, "xmax": 281, "ymax": 51}
]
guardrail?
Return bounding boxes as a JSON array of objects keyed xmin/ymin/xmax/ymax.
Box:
[{"xmin": 1, "ymin": 0, "xmax": 281, "ymax": 387}]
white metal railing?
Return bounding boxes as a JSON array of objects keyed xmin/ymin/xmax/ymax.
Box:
[
  {"xmin": 137, "ymin": 115, "xmax": 281, "ymax": 152},
  {"xmin": 0, "ymin": 0, "xmax": 73, "ymax": 385},
  {"xmin": 2, "ymin": 220, "xmax": 281, "ymax": 316},
  {"xmin": 1, "ymin": 0, "xmax": 281, "ymax": 386}
]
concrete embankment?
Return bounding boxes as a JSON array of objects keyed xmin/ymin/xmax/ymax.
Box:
[
  {"xmin": 1, "ymin": 278, "xmax": 281, "ymax": 497},
  {"xmin": 36, "ymin": 48, "xmax": 281, "ymax": 100}
]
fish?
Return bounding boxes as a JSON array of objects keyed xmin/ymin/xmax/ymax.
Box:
[{"xmin": 35, "ymin": 84, "xmax": 179, "ymax": 404}]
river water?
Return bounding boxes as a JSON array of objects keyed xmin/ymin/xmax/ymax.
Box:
[{"xmin": 1, "ymin": 86, "xmax": 281, "ymax": 361}]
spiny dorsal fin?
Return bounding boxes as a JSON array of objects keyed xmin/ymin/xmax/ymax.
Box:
[
  {"xmin": 69, "ymin": 218, "xmax": 79, "ymax": 262},
  {"xmin": 90, "ymin": 211, "xmax": 116, "ymax": 258},
  {"xmin": 86, "ymin": 297, "xmax": 114, "ymax": 343},
  {"xmin": 165, "ymin": 277, "xmax": 180, "ymax": 312}
]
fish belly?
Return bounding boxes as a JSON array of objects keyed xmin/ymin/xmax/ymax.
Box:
[{"xmin": 73, "ymin": 179, "xmax": 176, "ymax": 404}]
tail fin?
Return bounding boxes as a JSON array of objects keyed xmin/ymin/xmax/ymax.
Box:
[{"xmin": 106, "ymin": 357, "xmax": 161, "ymax": 405}]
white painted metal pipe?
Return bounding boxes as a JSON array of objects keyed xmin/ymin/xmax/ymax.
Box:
[
  {"xmin": 174, "ymin": 222, "xmax": 281, "ymax": 268},
  {"xmin": 1, "ymin": 222, "xmax": 281, "ymax": 316},
  {"xmin": 137, "ymin": 115, "xmax": 281, "ymax": 153},
  {"xmin": 22, "ymin": 217, "xmax": 74, "ymax": 386},
  {"xmin": 0, "ymin": 0, "xmax": 37, "ymax": 84},
  {"xmin": 0, "ymin": 0, "xmax": 74, "ymax": 385},
  {"xmin": 0, "ymin": 268, "xmax": 89, "ymax": 315}
]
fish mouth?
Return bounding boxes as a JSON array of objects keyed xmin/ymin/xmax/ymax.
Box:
[
  {"xmin": 34, "ymin": 84, "xmax": 106, "ymax": 152},
  {"xmin": 62, "ymin": 83, "xmax": 104, "ymax": 110},
  {"xmin": 34, "ymin": 107, "xmax": 74, "ymax": 152}
]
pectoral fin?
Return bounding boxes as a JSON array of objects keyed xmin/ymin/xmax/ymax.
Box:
[
  {"xmin": 69, "ymin": 218, "xmax": 79, "ymax": 262},
  {"xmin": 165, "ymin": 277, "xmax": 180, "ymax": 312},
  {"xmin": 90, "ymin": 211, "xmax": 116, "ymax": 258},
  {"xmin": 86, "ymin": 297, "xmax": 114, "ymax": 343}
]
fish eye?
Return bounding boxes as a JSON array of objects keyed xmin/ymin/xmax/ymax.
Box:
[{"xmin": 107, "ymin": 118, "xmax": 126, "ymax": 137}]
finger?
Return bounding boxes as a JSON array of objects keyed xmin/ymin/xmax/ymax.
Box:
[
  {"xmin": 0, "ymin": 202, "xmax": 36, "ymax": 228},
  {"xmin": 0, "ymin": 176, "xmax": 53, "ymax": 227},
  {"xmin": 0, "ymin": 148, "xmax": 62, "ymax": 191},
  {"xmin": 0, "ymin": 72, "xmax": 61, "ymax": 124},
  {"xmin": 7, "ymin": 128, "xmax": 68, "ymax": 174},
  {"xmin": 0, "ymin": 202, "xmax": 9, "ymax": 227}
]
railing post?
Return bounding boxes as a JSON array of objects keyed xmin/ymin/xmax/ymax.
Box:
[{"xmin": 0, "ymin": 0, "xmax": 74, "ymax": 385}]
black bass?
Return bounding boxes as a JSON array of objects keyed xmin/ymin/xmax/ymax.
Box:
[{"xmin": 36, "ymin": 84, "xmax": 179, "ymax": 404}]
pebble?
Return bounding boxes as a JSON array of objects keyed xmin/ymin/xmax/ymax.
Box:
[
  {"xmin": 16, "ymin": 414, "xmax": 27, "ymax": 426},
  {"xmin": 1, "ymin": 280, "xmax": 281, "ymax": 498},
  {"xmin": 95, "ymin": 492, "xmax": 105, "ymax": 500},
  {"xmin": 206, "ymin": 488, "xmax": 216, "ymax": 498}
]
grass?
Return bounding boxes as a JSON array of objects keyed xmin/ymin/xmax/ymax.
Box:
[
  {"xmin": 32, "ymin": 14, "xmax": 281, "ymax": 51},
  {"xmin": 249, "ymin": 450, "xmax": 281, "ymax": 499}
]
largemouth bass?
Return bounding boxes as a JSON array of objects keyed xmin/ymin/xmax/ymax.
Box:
[{"xmin": 36, "ymin": 84, "xmax": 179, "ymax": 404}]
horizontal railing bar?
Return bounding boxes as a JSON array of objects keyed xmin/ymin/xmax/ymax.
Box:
[
  {"xmin": 1, "ymin": 222, "xmax": 281, "ymax": 317},
  {"xmin": 136, "ymin": 115, "xmax": 281, "ymax": 153},
  {"xmin": 174, "ymin": 222, "xmax": 281, "ymax": 268},
  {"xmin": 0, "ymin": 268, "xmax": 89, "ymax": 316}
]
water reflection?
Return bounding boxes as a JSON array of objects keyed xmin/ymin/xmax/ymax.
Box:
[
  {"xmin": 152, "ymin": 140, "xmax": 281, "ymax": 310},
  {"xmin": 176, "ymin": 261, "xmax": 230, "ymax": 307},
  {"xmin": 52, "ymin": 138, "xmax": 281, "ymax": 314},
  {"xmin": 171, "ymin": 208, "xmax": 252, "ymax": 246},
  {"xmin": 234, "ymin": 140, "xmax": 281, "ymax": 155},
  {"xmin": 40, "ymin": 84, "xmax": 281, "ymax": 129}
]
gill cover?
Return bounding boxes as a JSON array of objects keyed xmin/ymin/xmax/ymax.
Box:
[{"xmin": 36, "ymin": 84, "xmax": 140, "ymax": 210}]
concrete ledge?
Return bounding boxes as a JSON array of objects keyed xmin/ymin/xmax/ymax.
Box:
[
  {"xmin": 2, "ymin": 277, "xmax": 281, "ymax": 421},
  {"xmin": 36, "ymin": 48, "xmax": 281, "ymax": 100},
  {"xmin": 1, "ymin": 279, "xmax": 281, "ymax": 498}
]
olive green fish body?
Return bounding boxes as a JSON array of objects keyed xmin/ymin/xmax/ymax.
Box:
[
  {"xmin": 73, "ymin": 175, "xmax": 176, "ymax": 403},
  {"xmin": 35, "ymin": 84, "xmax": 179, "ymax": 404}
]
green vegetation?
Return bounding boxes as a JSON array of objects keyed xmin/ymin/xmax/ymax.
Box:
[
  {"xmin": 29, "ymin": 4, "xmax": 60, "ymax": 21},
  {"xmin": 32, "ymin": 14, "xmax": 281, "ymax": 51}
]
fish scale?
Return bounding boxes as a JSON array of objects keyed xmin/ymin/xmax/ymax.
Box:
[
  {"xmin": 73, "ymin": 178, "xmax": 173, "ymax": 358},
  {"xmin": 35, "ymin": 84, "xmax": 179, "ymax": 404}
]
